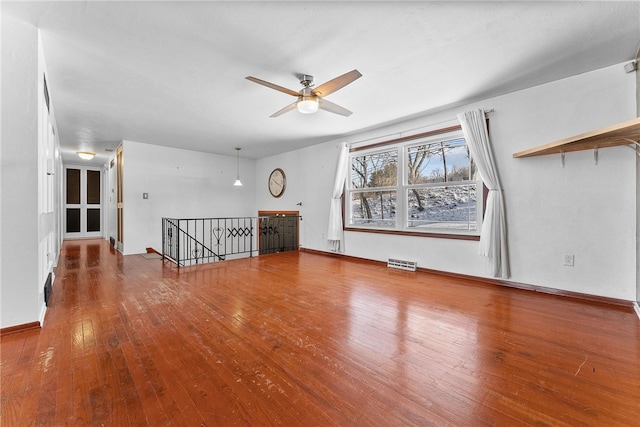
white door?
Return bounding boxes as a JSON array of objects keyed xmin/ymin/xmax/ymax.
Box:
[{"xmin": 64, "ymin": 166, "xmax": 103, "ymax": 239}]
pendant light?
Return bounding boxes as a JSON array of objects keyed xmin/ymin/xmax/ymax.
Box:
[{"xmin": 233, "ymin": 147, "xmax": 243, "ymax": 186}]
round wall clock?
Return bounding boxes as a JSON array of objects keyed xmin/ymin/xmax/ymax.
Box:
[{"xmin": 268, "ymin": 168, "xmax": 286, "ymax": 198}]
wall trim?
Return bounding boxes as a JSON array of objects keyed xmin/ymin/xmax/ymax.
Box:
[
  {"xmin": 634, "ymin": 302, "xmax": 640, "ymax": 320},
  {"xmin": 146, "ymin": 247, "xmax": 162, "ymax": 256},
  {"xmin": 301, "ymin": 248, "xmax": 635, "ymax": 310},
  {"xmin": 0, "ymin": 321, "xmax": 41, "ymax": 337},
  {"xmin": 39, "ymin": 303, "xmax": 47, "ymax": 326}
]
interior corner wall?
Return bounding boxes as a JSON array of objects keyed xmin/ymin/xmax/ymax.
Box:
[
  {"xmin": 257, "ymin": 62, "xmax": 637, "ymax": 301},
  {"xmin": 120, "ymin": 140, "xmax": 257, "ymax": 255},
  {"xmin": 1, "ymin": 15, "xmax": 41, "ymax": 328}
]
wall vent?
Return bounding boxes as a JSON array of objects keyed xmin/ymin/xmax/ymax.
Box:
[{"xmin": 387, "ymin": 258, "xmax": 417, "ymax": 272}]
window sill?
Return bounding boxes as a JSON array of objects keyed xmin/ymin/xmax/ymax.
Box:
[{"xmin": 344, "ymin": 226, "xmax": 480, "ymax": 241}]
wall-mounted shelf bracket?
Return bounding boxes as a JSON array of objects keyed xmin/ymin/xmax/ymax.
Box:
[
  {"xmin": 593, "ymin": 146, "xmax": 598, "ymax": 165},
  {"xmin": 622, "ymin": 138, "xmax": 640, "ymax": 157},
  {"xmin": 561, "ymin": 151, "xmax": 565, "ymax": 168}
]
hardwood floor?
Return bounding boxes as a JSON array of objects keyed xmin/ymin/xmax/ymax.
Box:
[{"xmin": 1, "ymin": 239, "xmax": 639, "ymax": 426}]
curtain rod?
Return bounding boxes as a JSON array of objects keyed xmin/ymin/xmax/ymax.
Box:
[{"xmin": 347, "ymin": 109, "xmax": 494, "ymax": 147}]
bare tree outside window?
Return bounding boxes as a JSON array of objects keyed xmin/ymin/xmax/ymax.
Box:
[
  {"xmin": 351, "ymin": 149, "xmax": 397, "ymax": 225},
  {"xmin": 406, "ymin": 137, "xmax": 477, "ymax": 230}
]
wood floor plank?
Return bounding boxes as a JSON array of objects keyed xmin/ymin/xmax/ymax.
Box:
[{"xmin": 1, "ymin": 239, "xmax": 639, "ymax": 426}]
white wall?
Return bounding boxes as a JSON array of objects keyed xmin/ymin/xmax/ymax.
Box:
[
  {"xmin": 120, "ymin": 141, "xmax": 257, "ymax": 255},
  {"xmin": 36, "ymin": 30, "xmax": 62, "ymax": 324},
  {"xmin": 0, "ymin": 14, "xmax": 39, "ymax": 328},
  {"xmin": 1, "ymin": 17, "xmax": 62, "ymax": 328},
  {"xmin": 257, "ymin": 63, "xmax": 637, "ymax": 301}
]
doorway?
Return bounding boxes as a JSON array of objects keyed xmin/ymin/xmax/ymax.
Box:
[
  {"xmin": 64, "ymin": 166, "xmax": 103, "ymax": 239},
  {"xmin": 258, "ymin": 210, "xmax": 299, "ymax": 255},
  {"xmin": 116, "ymin": 146, "xmax": 124, "ymax": 250}
]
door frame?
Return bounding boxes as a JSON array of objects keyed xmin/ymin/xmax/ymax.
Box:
[
  {"xmin": 63, "ymin": 165, "xmax": 104, "ymax": 239},
  {"xmin": 116, "ymin": 146, "xmax": 124, "ymax": 251}
]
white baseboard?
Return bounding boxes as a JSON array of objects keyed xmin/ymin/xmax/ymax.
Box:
[
  {"xmin": 634, "ymin": 302, "xmax": 640, "ymax": 320},
  {"xmin": 39, "ymin": 303, "xmax": 47, "ymax": 326}
]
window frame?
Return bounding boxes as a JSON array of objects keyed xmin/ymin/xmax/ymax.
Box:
[{"xmin": 344, "ymin": 125, "xmax": 486, "ymax": 241}]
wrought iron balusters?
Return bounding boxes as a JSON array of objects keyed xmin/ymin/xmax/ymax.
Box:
[{"xmin": 162, "ymin": 216, "xmax": 300, "ymax": 267}]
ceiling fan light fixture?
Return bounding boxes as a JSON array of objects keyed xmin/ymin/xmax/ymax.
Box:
[
  {"xmin": 77, "ymin": 151, "xmax": 95, "ymax": 160},
  {"xmin": 246, "ymin": 69, "xmax": 361, "ymax": 117},
  {"xmin": 297, "ymin": 97, "xmax": 319, "ymax": 114}
]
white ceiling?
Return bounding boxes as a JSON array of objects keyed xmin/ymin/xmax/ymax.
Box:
[{"xmin": 4, "ymin": 1, "xmax": 639, "ymax": 165}]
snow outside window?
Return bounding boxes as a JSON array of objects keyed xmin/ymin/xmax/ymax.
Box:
[
  {"xmin": 350, "ymin": 148, "xmax": 398, "ymax": 226},
  {"xmin": 346, "ymin": 129, "xmax": 483, "ymax": 236}
]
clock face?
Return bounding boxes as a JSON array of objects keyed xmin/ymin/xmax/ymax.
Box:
[{"xmin": 268, "ymin": 168, "xmax": 286, "ymax": 198}]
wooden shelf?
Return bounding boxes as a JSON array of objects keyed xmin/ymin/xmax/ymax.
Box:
[{"xmin": 513, "ymin": 116, "xmax": 640, "ymax": 158}]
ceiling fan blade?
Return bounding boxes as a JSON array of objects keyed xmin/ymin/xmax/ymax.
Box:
[
  {"xmin": 270, "ymin": 101, "xmax": 299, "ymax": 118},
  {"xmin": 312, "ymin": 69, "xmax": 362, "ymax": 98},
  {"xmin": 245, "ymin": 76, "xmax": 299, "ymax": 97},
  {"xmin": 318, "ymin": 98, "xmax": 353, "ymax": 117}
]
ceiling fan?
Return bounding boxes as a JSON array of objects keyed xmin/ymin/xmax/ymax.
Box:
[{"xmin": 245, "ymin": 69, "xmax": 362, "ymax": 117}]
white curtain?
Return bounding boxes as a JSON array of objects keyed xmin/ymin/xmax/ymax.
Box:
[
  {"xmin": 457, "ymin": 109, "xmax": 510, "ymax": 278},
  {"xmin": 327, "ymin": 142, "xmax": 349, "ymax": 252}
]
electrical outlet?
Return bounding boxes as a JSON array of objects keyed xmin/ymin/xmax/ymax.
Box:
[
  {"xmin": 564, "ymin": 254, "xmax": 574, "ymax": 266},
  {"xmin": 321, "ymin": 232, "xmax": 325, "ymax": 239}
]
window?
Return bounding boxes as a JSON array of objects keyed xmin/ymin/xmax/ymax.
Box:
[
  {"xmin": 350, "ymin": 148, "xmax": 398, "ymax": 227},
  {"xmin": 346, "ymin": 126, "xmax": 483, "ymax": 238}
]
